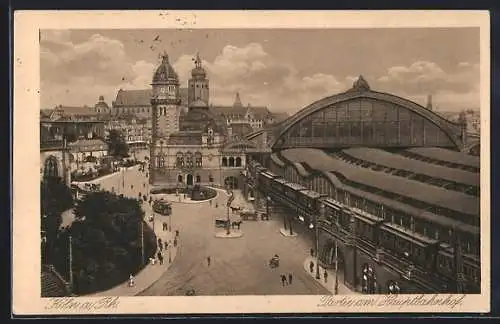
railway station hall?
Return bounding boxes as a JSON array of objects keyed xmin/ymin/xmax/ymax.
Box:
[{"xmin": 242, "ymin": 76, "xmax": 480, "ymax": 294}]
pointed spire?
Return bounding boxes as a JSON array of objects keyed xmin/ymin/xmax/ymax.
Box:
[
  {"xmin": 195, "ymin": 52, "xmax": 202, "ymax": 68},
  {"xmin": 233, "ymin": 92, "xmax": 242, "ymax": 107},
  {"xmin": 161, "ymin": 51, "xmax": 169, "ymax": 64},
  {"xmin": 426, "ymin": 94, "xmax": 433, "ymax": 110},
  {"xmin": 350, "ymin": 75, "xmax": 371, "ymax": 92}
]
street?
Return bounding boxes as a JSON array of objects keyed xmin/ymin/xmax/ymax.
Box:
[
  {"xmin": 139, "ymin": 190, "xmax": 329, "ymax": 296},
  {"xmin": 86, "ymin": 166, "xmax": 330, "ymax": 296}
]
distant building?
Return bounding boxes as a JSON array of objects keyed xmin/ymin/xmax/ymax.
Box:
[{"xmin": 211, "ymin": 93, "xmax": 275, "ymax": 130}]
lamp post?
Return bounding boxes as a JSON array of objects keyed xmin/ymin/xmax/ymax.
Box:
[
  {"xmin": 140, "ymin": 218, "xmax": 145, "ymax": 265},
  {"xmin": 68, "ymin": 234, "xmax": 74, "ymax": 290},
  {"xmin": 334, "ymin": 242, "xmax": 339, "ymax": 295},
  {"xmin": 266, "ymin": 195, "xmax": 270, "ymax": 220},
  {"xmin": 169, "ymin": 207, "xmax": 172, "ymax": 232}
]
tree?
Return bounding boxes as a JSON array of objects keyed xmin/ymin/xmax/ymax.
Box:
[
  {"xmin": 54, "ymin": 191, "xmax": 156, "ymax": 294},
  {"xmin": 41, "ymin": 177, "xmax": 74, "ymax": 263},
  {"xmin": 107, "ymin": 129, "xmax": 129, "ymax": 159}
]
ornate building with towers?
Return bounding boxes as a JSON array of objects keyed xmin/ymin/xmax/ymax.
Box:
[{"xmin": 149, "ymin": 52, "xmax": 251, "ymax": 189}]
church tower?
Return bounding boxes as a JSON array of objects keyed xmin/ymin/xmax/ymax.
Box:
[
  {"xmin": 151, "ymin": 52, "xmax": 181, "ymax": 139},
  {"xmin": 188, "ymin": 52, "xmax": 209, "ymax": 109},
  {"xmin": 150, "ymin": 52, "xmax": 181, "ymax": 184}
]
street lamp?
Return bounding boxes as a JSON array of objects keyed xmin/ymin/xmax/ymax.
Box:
[
  {"xmin": 309, "ymin": 221, "xmax": 320, "ymax": 280},
  {"xmin": 334, "ymin": 242, "xmax": 339, "ymax": 295}
]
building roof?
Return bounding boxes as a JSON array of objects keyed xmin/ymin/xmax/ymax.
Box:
[
  {"xmin": 190, "ymin": 99, "xmax": 209, "ymax": 108},
  {"xmin": 166, "ymin": 131, "xmax": 203, "ymax": 145},
  {"xmin": 342, "ymin": 148, "xmax": 479, "ymax": 187},
  {"xmin": 248, "ymin": 106, "xmax": 272, "ymax": 118},
  {"xmin": 279, "ymin": 148, "xmax": 479, "ymax": 217},
  {"xmin": 320, "ymin": 171, "xmax": 478, "ymax": 235},
  {"xmin": 114, "ymin": 89, "xmax": 152, "ymax": 107},
  {"xmin": 273, "ymin": 112, "xmax": 290, "ymax": 123},
  {"xmin": 53, "ymin": 105, "xmax": 97, "ymax": 116},
  {"xmin": 406, "ymin": 147, "xmax": 480, "ymax": 169},
  {"xmin": 210, "ymin": 105, "xmax": 248, "ymax": 117},
  {"xmin": 113, "ymin": 88, "xmax": 188, "ymax": 107},
  {"xmin": 229, "ymin": 123, "xmax": 254, "ymax": 137}
]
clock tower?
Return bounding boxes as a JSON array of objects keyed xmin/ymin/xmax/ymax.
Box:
[{"xmin": 150, "ymin": 52, "xmax": 181, "ymax": 184}]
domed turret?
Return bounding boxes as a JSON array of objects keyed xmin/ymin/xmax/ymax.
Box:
[
  {"xmin": 188, "ymin": 52, "xmax": 210, "ymax": 109},
  {"xmin": 191, "ymin": 52, "xmax": 206, "ymax": 79},
  {"xmin": 152, "ymin": 53, "xmax": 179, "ymax": 85}
]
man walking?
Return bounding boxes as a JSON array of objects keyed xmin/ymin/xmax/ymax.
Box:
[
  {"xmin": 157, "ymin": 252, "xmax": 163, "ymax": 265},
  {"xmin": 288, "ymin": 273, "xmax": 293, "ymax": 285},
  {"xmin": 323, "ymin": 270, "xmax": 328, "ymax": 283},
  {"xmin": 280, "ymin": 274, "xmax": 288, "ymax": 286},
  {"xmin": 207, "ymin": 256, "xmax": 211, "ymax": 267}
]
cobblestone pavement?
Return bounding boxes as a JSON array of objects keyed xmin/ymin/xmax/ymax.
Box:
[{"xmin": 138, "ymin": 188, "xmax": 330, "ymax": 296}]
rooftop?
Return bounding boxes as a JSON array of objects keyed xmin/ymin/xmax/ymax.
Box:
[
  {"xmin": 406, "ymin": 147, "xmax": 479, "ymax": 169},
  {"xmin": 279, "ymin": 148, "xmax": 479, "ymax": 217},
  {"xmin": 342, "ymin": 148, "xmax": 479, "ymax": 188}
]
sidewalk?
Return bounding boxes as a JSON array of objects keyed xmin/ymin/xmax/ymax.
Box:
[
  {"xmin": 303, "ymin": 256, "xmax": 360, "ymax": 295},
  {"xmin": 86, "ymin": 167, "xmax": 179, "ymax": 296}
]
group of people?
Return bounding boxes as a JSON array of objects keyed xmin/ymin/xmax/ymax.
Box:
[
  {"xmin": 280, "ymin": 273, "xmax": 294, "ymax": 286},
  {"xmin": 361, "ymin": 264, "xmax": 378, "ymax": 294},
  {"xmin": 309, "ymin": 260, "xmax": 330, "ymax": 283}
]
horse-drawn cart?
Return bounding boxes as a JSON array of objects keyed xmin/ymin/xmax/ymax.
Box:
[{"xmin": 240, "ymin": 209, "xmax": 258, "ymax": 221}]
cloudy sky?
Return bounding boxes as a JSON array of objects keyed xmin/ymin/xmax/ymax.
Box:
[{"xmin": 40, "ymin": 28, "xmax": 480, "ymax": 113}]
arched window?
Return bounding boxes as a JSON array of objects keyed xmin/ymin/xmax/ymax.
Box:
[
  {"xmin": 195, "ymin": 151, "xmax": 202, "ymax": 167},
  {"xmin": 186, "ymin": 152, "xmax": 193, "ymax": 168},
  {"xmin": 196, "ymin": 174, "xmax": 201, "ymax": 183},
  {"xmin": 229, "ymin": 157, "xmax": 235, "ymax": 167},
  {"xmin": 44, "ymin": 156, "xmax": 59, "ymax": 178},
  {"xmin": 235, "ymin": 157, "xmax": 242, "ymax": 167},
  {"xmin": 176, "ymin": 152, "xmax": 184, "ymax": 168},
  {"xmin": 222, "ymin": 157, "xmax": 228, "ymax": 167},
  {"xmin": 178, "ymin": 174, "xmax": 183, "ymax": 183}
]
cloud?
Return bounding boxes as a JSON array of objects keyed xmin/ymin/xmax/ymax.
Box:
[
  {"xmin": 40, "ymin": 31, "xmax": 155, "ymax": 108},
  {"xmin": 375, "ymin": 61, "xmax": 479, "ymax": 109},
  {"xmin": 41, "ymin": 32, "xmax": 480, "ymax": 113}
]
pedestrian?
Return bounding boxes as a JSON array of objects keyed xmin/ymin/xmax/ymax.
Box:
[
  {"xmin": 281, "ymin": 274, "xmax": 288, "ymax": 286},
  {"xmin": 157, "ymin": 252, "xmax": 163, "ymax": 265},
  {"xmin": 288, "ymin": 273, "xmax": 293, "ymax": 285},
  {"xmin": 129, "ymin": 274, "xmax": 135, "ymax": 287},
  {"xmin": 143, "ymin": 183, "xmax": 146, "ymax": 188},
  {"xmin": 323, "ymin": 270, "xmax": 328, "ymax": 283},
  {"xmin": 174, "ymin": 238, "xmax": 178, "ymax": 247},
  {"xmin": 158, "ymin": 238, "xmax": 162, "ymax": 247},
  {"xmin": 164, "ymin": 241, "xmax": 168, "ymax": 250},
  {"xmin": 207, "ymin": 256, "xmax": 211, "ymax": 267},
  {"xmin": 309, "ymin": 260, "xmax": 315, "ymax": 273},
  {"xmin": 159, "ymin": 242, "xmax": 163, "ymax": 252},
  {"xmin": 175, "ymin": 230, "xmax": 179, "ymax": 237},
  {"xmin": 216, "ymin": 202, "xmax": 218, "ymax": 208},
  {"xmin": 131, "ymin": 184, "xmax": 134, "ymax": 190},
  {"xmin": 310, "ymin": 248, "xmax": 315, "ymax": 257}
]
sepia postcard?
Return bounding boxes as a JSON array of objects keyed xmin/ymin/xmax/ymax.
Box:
[{"xmin": 13, "ymin": 10, "xmax": 491, "ymax": 315}]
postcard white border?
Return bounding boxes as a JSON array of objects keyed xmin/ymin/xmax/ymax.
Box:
[{"xmin": 13, "ymin": 10, "xmax": 491, "ymax": 315}]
